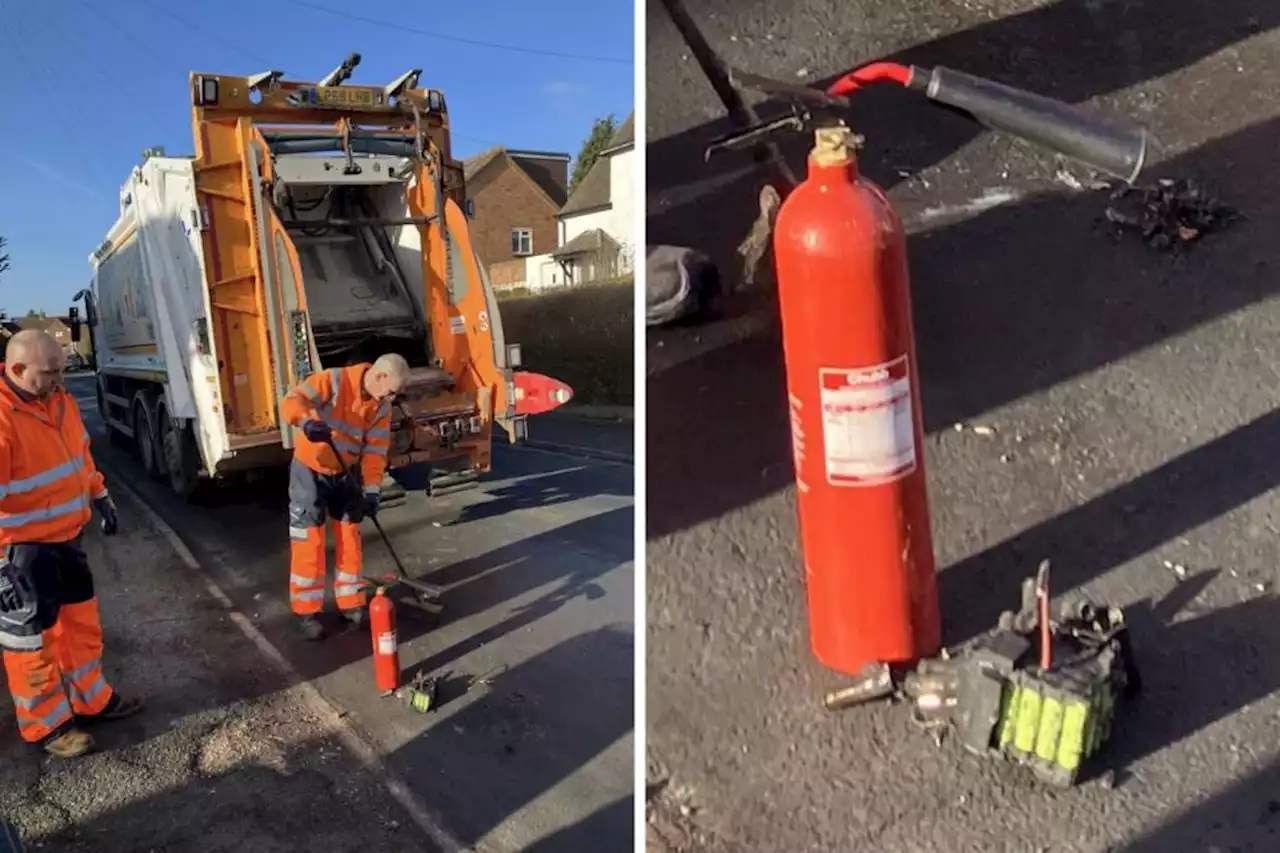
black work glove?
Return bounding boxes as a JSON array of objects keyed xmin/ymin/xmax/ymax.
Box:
[
  {"xmin": 94, "ymin": 495, "xmax": 119, "ymax": 537},
  {"xmin": 363, "ymin": 492, "xmax": 380, "ymax": 519},
  {"xmin": 302, "ymin": 419, "xmax": 332, "ymax": 442}
]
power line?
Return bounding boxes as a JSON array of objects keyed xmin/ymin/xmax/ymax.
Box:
[
  {"xmin": 275, "ymin": 0, "xmax": 631, "ymax": 65},
  {"xmin": 0, "ymin": 5, "xmax": 111, "ymax": 199},
  {"xmin": 71, "ymin": 0, "xmax": 186, "ymax": 70},
  {"xmin": 133, "ymin": 0, "xmax": 273, "ymax": 68}
]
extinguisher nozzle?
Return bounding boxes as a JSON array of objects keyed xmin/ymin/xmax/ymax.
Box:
[{"xmin": 915, "ymin": 65, "xmax": 1150, "ymax": 184}]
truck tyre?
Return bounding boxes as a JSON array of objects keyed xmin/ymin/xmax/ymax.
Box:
[
  {"xmin": 132, "ymin": 396, "xmax": 163, "ymax": 482},
  {"xmin": 156, "ymin": 400, "xmax": 201, "ymax": 499}
]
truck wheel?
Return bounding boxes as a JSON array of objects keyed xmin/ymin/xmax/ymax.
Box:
[
  {"xmin": 157, "ymin": 404, "xmax": 201, "ymax": 499},
  {"xmin": 132, "ymin": 398, "xmax": 163, "ymax": 482}
]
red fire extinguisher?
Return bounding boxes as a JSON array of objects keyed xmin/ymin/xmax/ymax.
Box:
[
  {"xmin": 370, "ymin": 587, "xmax": 400, "ymax": 696},
  {"xmin": 773, "ymin": 122, "xmax": 942, "ymax": 676},
  {"xmin": 705, "ymin": 59, "xmax": 1151, "ymax": 677}
]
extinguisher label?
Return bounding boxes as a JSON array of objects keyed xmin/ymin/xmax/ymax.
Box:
[
  {"xmin": 377, "ymin": 631, "xmax": 398, "ymax": 656},
  {"xmin": 819, "ymin": 355, "xmax": 917, "ymax": 486}
]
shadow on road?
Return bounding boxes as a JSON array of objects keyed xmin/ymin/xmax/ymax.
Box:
[
  {"xmin": 1118, "ymin": 759, "xmax": 1280, "ymax": 851},
  {"xmin": 398, "ymin": 625, "xmax": 635, "ymax": 849},
  {"xmin": 9, "ymin": 630, "xmax": 633, "ymax": 852},
  {"xmin": 939, "ymin": 406, "xmax": 1280, "ymax": 642},
  {"xmin": 647, "ymin": 113, "xmax": 1280, "ymax": 540},
  {"xmin": 452, "ymin": 463, "xmax": 633, "ymax": 524},
  {"xmin": 399, "ymin": 507, "xmax": 630, "ymax": 679},
  {"xmin": 648, "ymin": 0, "xmax": 1277, "ymax": 244},
  {"xmin": 521, "ymin": 796, "xmax": 633, "ymax": 853},
  {"xmin": 1102, "ymin": 581, "xmax": 1280, "ymax": 774}
]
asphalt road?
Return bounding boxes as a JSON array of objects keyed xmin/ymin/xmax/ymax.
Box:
[
  {"xmin": 0, "ymin": 464, "xmax": 416, "ymax": 851},
  {"xmin": 51, "ymin": 375, "xmax": 635, "ymax": 853},
  {"xmin": 646, "ymin": 2, "xmax": 1280, "ymax": 851}
]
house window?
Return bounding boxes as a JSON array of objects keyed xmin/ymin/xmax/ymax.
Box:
[{"xmin": 511, "ymin": 228, "xmax": 533, "ymax": 256}]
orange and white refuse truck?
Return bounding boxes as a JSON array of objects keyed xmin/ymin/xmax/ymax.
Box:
[{"xmin": 70, "ymin": 54, "xmax": 571, "ymax": 499}]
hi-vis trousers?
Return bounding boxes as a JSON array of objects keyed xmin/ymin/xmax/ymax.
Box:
[
  {"xmin": 287, "ymin": 458, "xmax": 367, "ymax": 616},
  {"xmin": 0, "ymin": 540, "xmax": 115, "ymax": 743}
]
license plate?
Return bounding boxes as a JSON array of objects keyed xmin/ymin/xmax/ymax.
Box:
[{"xmin": 314, "ymin": 86, "xmax": 376, "ymax": 109}]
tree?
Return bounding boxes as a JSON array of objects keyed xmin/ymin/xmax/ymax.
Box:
[
  {"xmin": 0, "ymin": 236, "xmax": 8, "ymax": 318},
  {"xmin": 26, "ymin": 309, "xmax": 45, "ymax": 318},
  {"xmin": 568, "ymin": 115, "xmax": 618, "ymax": 195}
]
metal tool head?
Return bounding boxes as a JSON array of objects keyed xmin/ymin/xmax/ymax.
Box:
[
  {"xmin": 704, "ymin": 70, "xmax": 853, "ymax": 162},
  {"xmin": 727, "ymin": 68, "xmax": 850, "ymax": 109}
]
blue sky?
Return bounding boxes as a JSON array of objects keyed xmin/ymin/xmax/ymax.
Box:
[{"xmin": 0, "ymin": 0, "xmax": 634, "ymax": 315}]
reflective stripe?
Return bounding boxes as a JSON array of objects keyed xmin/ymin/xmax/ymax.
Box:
[
  {"xmin": 12, "ymin": 687, "xmax": 60, "ymax": 711},
  {"xmin": 335, "ymin": 571, "xmax": 361, "ymax": 585},
  {"xmin": 292, "ymin": 589, "xmax": 326, "ymax": 602},
  {"xmin": 80, "ymin": 430, "xmax": 91, "ymax": 445},
  {"xmin": 29, "ymin": 697, "xmax": 72, "ymax": 730},
  {"xmin": 0, "ymin": 495, "xmax": 90, "ymax": 528},
  {"xmin": 334, "ymin": 584, "xmax": 364, "ymax": 598},
  {"xmin": 93, "ymin": 486, "xmax": 109, "ymax": 500},
  {"xmin": 290, "ymin": 573, "xmax": 323, "ymax": 588},
  {"xmin": 364, "ymin": 484, "xmax": 381, "ymax": 495},
  {"xmin": 332, "ymin": 438, "xmax": 362, "ymax": 456},
  {"xmin": 0, "ymin": 630, "xmax": 43, "ymax": 651},
  {"xmin": 289, "ymin": 526, "xmax": 310, "ymax": 542},
  {"xmin": 64, "ymin": 659, "xmax": 101, "ymax": 683},
  {"xmin": 328, "ymin": 419, "xmax": 365, "ymax": 442},
  {"xmin": 364, "ymin": 443, "xmax": 389, "ymax": 458},
  {"xmin": 68, "ymin": 677, "xmax": 108, "ymax": 707},
  {"xmin": 366, "ymin": 426, "xmax": 391, "ymax": 439},
  {"xmin": 300, "ymin": 385, "xmax": 322, "ymax": 404},
  {"xmin": 0, "ymin": 457, "xmax": 85, "ymax": 500}
]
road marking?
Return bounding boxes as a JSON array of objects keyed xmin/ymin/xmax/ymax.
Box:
[
  {"xmin": 109, "ymin": 476, "xmax": 471, "ymax": 853},
  {"xmin": 498, "ymin": 441, "xmax": 634, "ymax": 467}
]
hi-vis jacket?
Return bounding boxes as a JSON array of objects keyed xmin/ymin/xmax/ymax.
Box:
[
  {"xmin": 281, "ymin": 364, "xmax": 394, "ymax": 492},
  {"xmin": 0, "ymin": 370, "xmax": 108, "ymax": 546}
]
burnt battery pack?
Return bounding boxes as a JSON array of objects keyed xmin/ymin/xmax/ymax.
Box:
[{"xmin": 915, "ymin": 604, "xmax": 1136, "ymax": 787}]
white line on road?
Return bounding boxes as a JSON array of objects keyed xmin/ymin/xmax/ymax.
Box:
[
  {"xmin": 497, "ymin": 442, "xmax": 634, "ymax": 468},
  {"xmin": 109, "ymin": 476, "xmax": 471, "ymax": 853}
]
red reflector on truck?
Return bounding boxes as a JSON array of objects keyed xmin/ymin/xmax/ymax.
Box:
[{"xmin": 511, "ymin": 372, "xmax": 573, "ymax": 416}]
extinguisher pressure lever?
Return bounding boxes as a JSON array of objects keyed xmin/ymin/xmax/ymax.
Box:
[{"xmin": 704, "ymin": 110, "xmax": 810, "ymax": 161}]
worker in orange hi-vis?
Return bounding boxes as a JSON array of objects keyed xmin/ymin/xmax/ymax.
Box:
[
  {"xmin": 0, "ymin": 330, "xmax": 144, "ymax": 759},
  {"xmin": 280, "ymin": 353, "xmax": 408, "ymax": 641}
]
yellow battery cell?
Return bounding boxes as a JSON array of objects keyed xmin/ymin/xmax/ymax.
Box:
[
  {"xmin": 1034, "ymin": 695, "xmax": 1064, "ymax": 763},
  {"xmin": 1013, "ymin": 687, "xmax": 1043, "ymax": 755},
  {"xmin": 1058, "ymin": 701, "xmax": 1090, "ymax": 771}
]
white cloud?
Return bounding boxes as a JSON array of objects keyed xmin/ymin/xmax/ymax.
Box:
[
  {"xmin": 542, "ymin": 80, "xmax": 589, "ymax": 99},
  {"xmin": 4, "ymin": 151, "xmax": 106, "ymax": 202}
]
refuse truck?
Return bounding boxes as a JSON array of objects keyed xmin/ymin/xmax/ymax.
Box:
[{"xmin": 70, "ymin": 55, "xmax": 572, "ymax": 499}]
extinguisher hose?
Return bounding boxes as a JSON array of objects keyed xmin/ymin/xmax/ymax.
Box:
[
  {"xmin": 822, "ymin": 61, "xmax": 1148, "ymax": 183},
  {"xmin": 907, "ymin": 65, "xmax": 1148, "ymax": 183},
  {"xmin": 824, "ymin": 62, "xmax": 915, "ymax": 97}
]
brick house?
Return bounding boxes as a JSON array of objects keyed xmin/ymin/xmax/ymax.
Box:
[
  {"xmin": 1, "ymin": 315, "xmax": 91, "ymax": 361},
  {"xmin": 461, "ymin": 147, "xmax": 570, "ymax": 286}
]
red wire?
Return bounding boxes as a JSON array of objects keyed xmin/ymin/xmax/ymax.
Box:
[
  {"xmin": 1039, "ymin": 590, "xmax": 1053, "ymax": 671},
  {"xmin": 824, "ymin": 62, "xmax": 914, "ymax": 97}
]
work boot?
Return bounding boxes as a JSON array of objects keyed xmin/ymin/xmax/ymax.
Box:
[
  {"xmin": 43, "ymin": 728, "xmax": 95, "ymax": 759},
  {"xmin": 297, "ymin": 614, "xmax": 325, "ymax": 641},
  {"xmin": 342, "ymin": 608, "xmax": 366, "ymax": 628},
  {"xmin": 83, "ymin": 692, "xmax": 145, "ymax": 724},
  {"xmin": 645, "ymin": 245, "xmax": 722, "ymax": 327}
]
